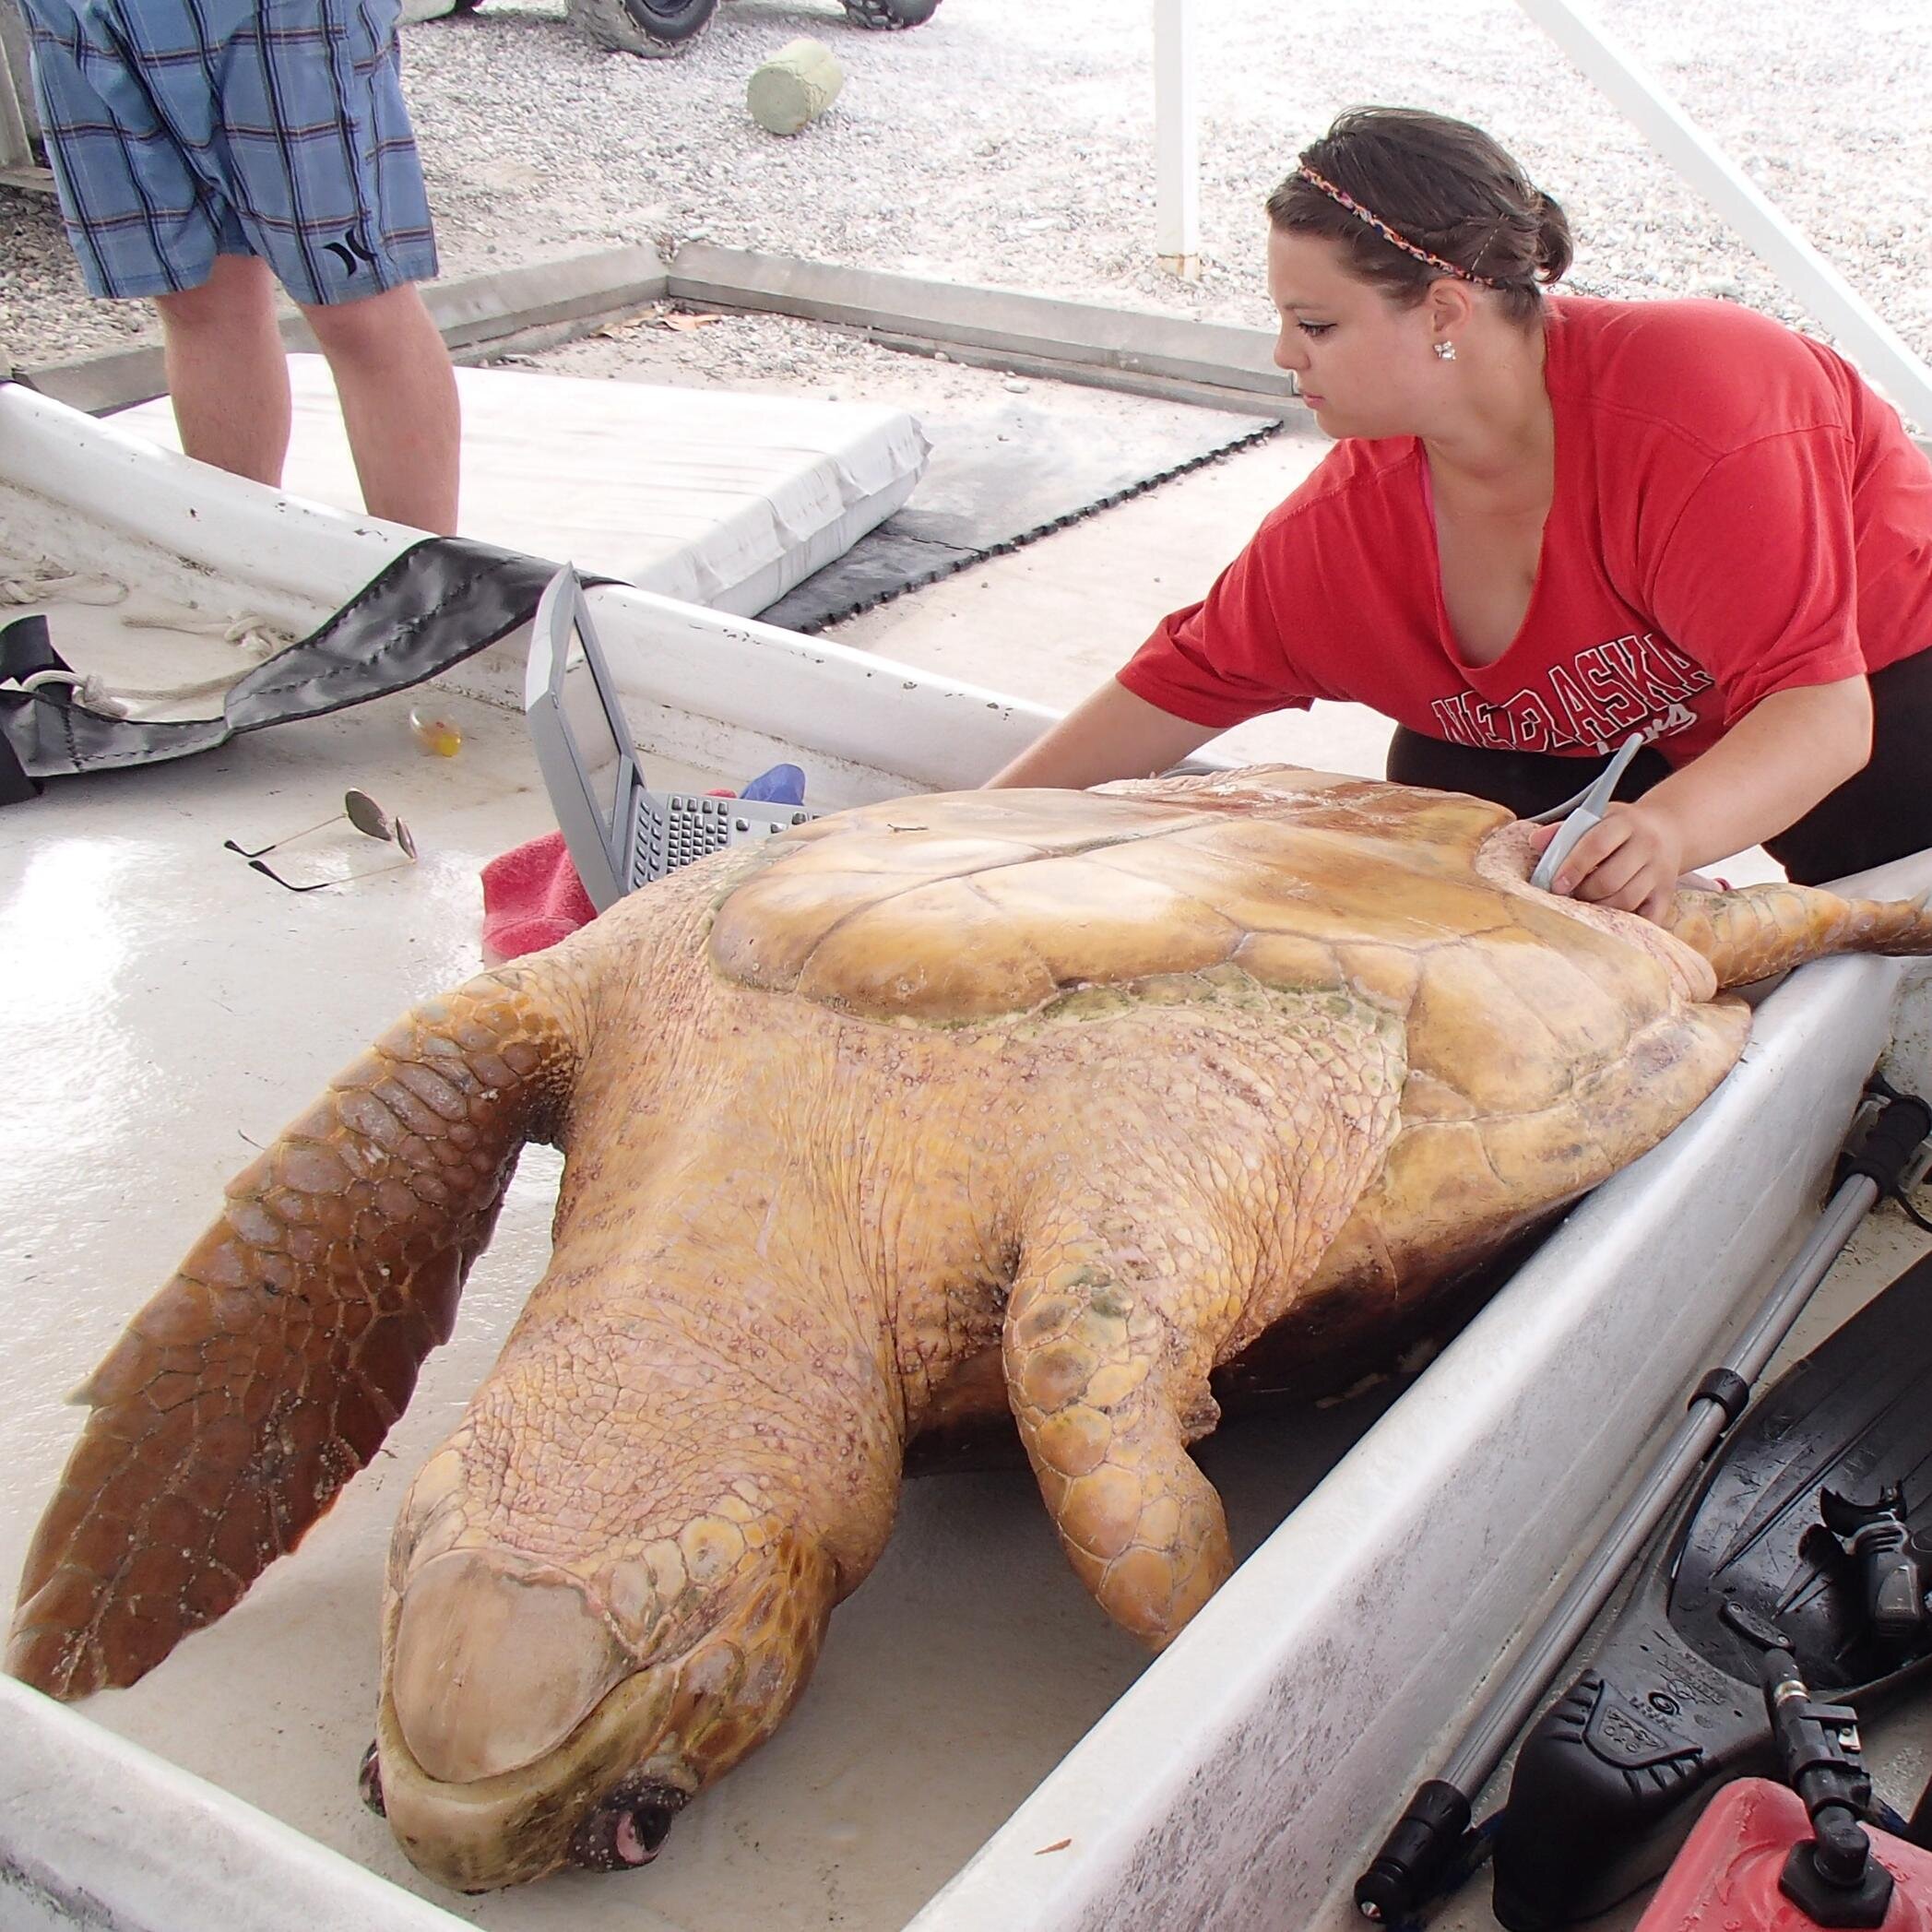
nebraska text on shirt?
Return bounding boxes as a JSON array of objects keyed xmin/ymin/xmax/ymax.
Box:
[{"xmin": 1428, "ymin": 632, "xmax": 1715, "ymax": 755}]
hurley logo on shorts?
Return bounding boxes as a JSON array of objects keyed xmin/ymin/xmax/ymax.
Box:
[
  {"xmin": 325, "ymin": 225, "xmax": 379, "ymax": 277},
  {"xmin": 1428, "ymin": 631, "xmax": 1714, "ymax": 756}
]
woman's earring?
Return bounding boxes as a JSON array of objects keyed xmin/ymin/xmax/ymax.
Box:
[{"xmin": 1434, "ymin": 340, "xmax": 1458, "ymax": 362}]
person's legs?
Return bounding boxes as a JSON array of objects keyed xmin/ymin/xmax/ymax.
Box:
[
  {"xmin": 152, "ymin": 255, "xmax": 292, "ymax": 488},
  {"xmin": 1764, "ymin": 651, "xmax": 1932, "ymax": 885},
  {"xmin": 22, "ymin": 0, "xmax": 290, "ymax": 486},
  {"xmin": 301, "ymin": 283, "xmax": 459, "ymax": 532},
  {"xmin": 207, "ymin": 0, "xmax": 456, "ymax": 529}
]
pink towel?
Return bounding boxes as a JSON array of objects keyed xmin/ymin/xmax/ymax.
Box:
[{"xmin": 480, "ymin": 830, "xmax": 598, "ymax": 960}]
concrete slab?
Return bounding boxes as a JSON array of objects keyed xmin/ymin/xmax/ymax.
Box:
[
  {"xmin": 23, "ymin": 245, "xmax": 670, "ymax": 416},
  {"xmin": 668, "ymin": 244, "xmax": 1300, "ymax": 420}
]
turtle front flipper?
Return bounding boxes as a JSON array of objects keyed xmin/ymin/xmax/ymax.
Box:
[
  {"xmin": 1665, "ymin": 882, "xmax": 1932, "ymax": 991},
  {"xmin": 6, "ymin": 961, "xmax": 581, "ymax": 1701},
  {"xmin": 1004, "ymin": 1235, "xmax": 1235, "ymax": 1645},
  {"xmin": 1002, "ymin": 988, "xmax": 1406, "ymax": 1648}
]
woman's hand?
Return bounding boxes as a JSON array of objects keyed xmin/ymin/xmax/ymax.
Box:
[
  {"xmin": 1526, "ymin": 675, "xmax": 1873, "ymax": 923},
  {"xmin": 1530, "ymin": 800, "xmax": 1686, "ymax": 922}
]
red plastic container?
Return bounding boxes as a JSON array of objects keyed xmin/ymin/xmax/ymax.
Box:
[{"xmin": 1636, "ymin": 1780, "xmax": 1932, "ymax": 1931}]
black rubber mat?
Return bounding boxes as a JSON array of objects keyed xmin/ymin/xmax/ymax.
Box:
[{"xmin": 759, "ymin": 396, "xmax": 1279, "ymax": 634}]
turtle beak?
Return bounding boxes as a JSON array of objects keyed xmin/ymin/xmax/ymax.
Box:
[
  {"xmin": 359, "ymin": 1739, "xmax": 385, "ymax": 1817},
  {"xmin": 567, "ymin": 1777, "xmax": 688, "ymax": 1871}
]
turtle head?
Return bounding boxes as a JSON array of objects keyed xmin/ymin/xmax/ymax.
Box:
[{"xmin": 364, "ymin": 1451, "xmax": 842, "ymax": 1891}]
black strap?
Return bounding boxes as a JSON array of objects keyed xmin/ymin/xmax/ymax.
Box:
[
  {"xmin": 1692, "ymin": 1367, "xmax": 1751, "ymax": 1427},
  {"xmin": 0, "ymin": 616, "xmax": 60, "ymax": 803},
  {"xmin": 0, "ymin": 720, "xmax": 39, "ymax": 804},
  {"xmin": 0, "ymin": 612, "xmax": 65, "ymax": 684},
  {"xmin": 0, "ymin": 536, "xmax": 572, "ymax": 788}
]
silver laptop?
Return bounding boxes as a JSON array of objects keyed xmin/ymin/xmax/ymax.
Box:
[{"xmin": 525, "ymin": 565, "xmax": 815, "ymax": 911}]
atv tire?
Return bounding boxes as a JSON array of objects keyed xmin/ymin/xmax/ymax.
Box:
[
  {"xmin": 569, "ymin": 0, "xmax": 717, "ymax": 56},
  {"xmin": 840, "ymin": 0, "xmax": 942, "ymax": 27}
]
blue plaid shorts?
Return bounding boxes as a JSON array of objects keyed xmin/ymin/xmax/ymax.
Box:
[{"xmin": 19, "ymin": 0, "xmax": 438, "ymax": 307}]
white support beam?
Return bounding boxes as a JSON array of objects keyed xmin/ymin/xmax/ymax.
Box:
[
  {"xmin": 1521, "ymin": 0, "xmax": 1932, "ymax": 427},
  {"xmin": 1151, "ymin": 0, "xmax": 1199, "ymax": 280},
  {"xmin": 0, "ymin": 0, "xmax": 53, "ymax": 194}
]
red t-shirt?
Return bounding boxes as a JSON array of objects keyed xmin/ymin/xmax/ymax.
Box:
[{"xmin": 1120, "ymin": 295, "xmax": 1932, "ymax": 764}]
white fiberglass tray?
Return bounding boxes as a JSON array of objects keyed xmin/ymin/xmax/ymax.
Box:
[{"xmin": 7, "ymin": 387, "xmax": 1930, "ymax": 1929}]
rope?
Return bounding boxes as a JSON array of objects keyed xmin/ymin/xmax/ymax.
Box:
[
  {"xmin": 108, "ymin": 608, "xmax": 297, "ymax": 703},
  {"xmin": 0, "ymin": 556, "xmax": 297, "ymax": 716},
  {"xmin": 0, "ymin": 560, "xmax": 127, "ymax": 609}
]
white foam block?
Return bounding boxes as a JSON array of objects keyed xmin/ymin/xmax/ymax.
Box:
[{"xmin": 115, "ymin": 355, "xmax": 930, "ymax": 617}]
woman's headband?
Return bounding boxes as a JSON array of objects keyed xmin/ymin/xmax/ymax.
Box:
[{"xmin": 1294, "ymin": 164, "xmax": 1507, "ymax": 290}]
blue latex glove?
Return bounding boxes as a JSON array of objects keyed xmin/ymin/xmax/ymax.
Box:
[{"xmin": 740, "ymin": 763, "xmax": 808, "ymax": 806}]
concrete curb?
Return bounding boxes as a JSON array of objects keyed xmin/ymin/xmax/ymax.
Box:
[
  {"xmin": 669, "ymin": 243, "xmax": 1300, "ymax": 418},
  {"xmin": 13, "ymin": 236, "xmax": 1931, "ymax": 456},
  {"xmin": 20, "ymin": 241, "xmax": 1310, "ymax": 424},
  {"xmin": 25, "ymin": 243, "xmax": 669, "ymax": 415}
]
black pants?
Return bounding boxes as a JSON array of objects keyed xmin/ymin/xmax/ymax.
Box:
[{"xmin": 1385, "ymin": 650, "xmax": 1932, "ymax": 887}]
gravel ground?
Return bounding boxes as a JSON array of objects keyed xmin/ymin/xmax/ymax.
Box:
[{"xmin": 3, "ymin": 0, "xmax": 1929, "ymax": 383}]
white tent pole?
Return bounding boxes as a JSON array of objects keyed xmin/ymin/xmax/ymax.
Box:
[
  {"xmin": 1520, "ymin": 0, "xmax": 1932, "ymax": 426},
  {"xmin": 1152, "ymin": 0, "xmax": 1200, "ymax": 280},
  {"xmin": 1, "ymin": 0, "xmax": 43, "ymax": 186}
]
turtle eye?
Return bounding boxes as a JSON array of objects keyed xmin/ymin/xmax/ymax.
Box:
[
  {"xmin": 567, "ymin": 1779, "xmax": 688, "ymax": 1871},
  {"xmin": 617, "ymin": 1801, "xmax": 676, "ymax": 1864}
]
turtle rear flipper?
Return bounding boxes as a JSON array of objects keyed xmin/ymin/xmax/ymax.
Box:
[
  {"xmin": 1665, "ymin": 882, "xmax": 1932, "ymax": 991},
  {"xmin": 6, "ymin": 964, "xmax": 580, "ymax": 1701}
]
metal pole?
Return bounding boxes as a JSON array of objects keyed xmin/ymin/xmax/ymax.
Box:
[
  {"xmin": 1152, "ymin": 0, "xmax": 1199, "ymax": 281},
  {"xmin": 1440, "ymin": 1171, "xmax": 1879, "ymax": 1790},
  {"xmin": 1356, "ymin": 1172, "xmax": 1887, "ymax": 1921},
  {"xmin": 1358, "ymin": 1075, "xmax": 1932, "ymax": 1922},
  {"xmin": 1519, "ymin": 0, "xmax": 1932, "ymax": 427}
]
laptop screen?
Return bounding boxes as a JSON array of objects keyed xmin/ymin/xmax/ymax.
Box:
[
  {"xmin": 555, "ymin": 612, "xmax": 627, "ymax": 836},
  {"xmin": 526, "ymin": 566, "xmax": 643, "ymax": 907}
]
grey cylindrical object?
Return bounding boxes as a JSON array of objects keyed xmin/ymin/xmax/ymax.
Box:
[
  {"xmin": 747, "ymin": 38, "xmax": 845, "ymax": 135},
  {"xmin": 1441, "ymin": 1167, "xmax": 1881, "ymax": 1792}
]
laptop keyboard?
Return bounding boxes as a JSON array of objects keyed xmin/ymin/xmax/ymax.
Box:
[{"xmin": 632, "ymin": 792, "xmax": 814, "ymax": 889}]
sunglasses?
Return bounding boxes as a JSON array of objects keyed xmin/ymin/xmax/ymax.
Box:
[{"xmin": 224, "ymin": 787, "xmax": 420, "ymax": 893}]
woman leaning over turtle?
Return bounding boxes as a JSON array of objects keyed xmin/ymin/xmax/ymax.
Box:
[{"xmin": 987, "ymin": 107, "xmax": 1932, "ymax": 921}]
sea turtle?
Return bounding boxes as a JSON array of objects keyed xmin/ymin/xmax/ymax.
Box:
[{"xmin": 10, "ymin": 767, "xmax": 1930, "ymax": 1890}]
